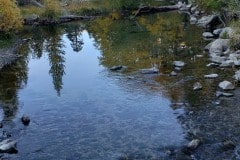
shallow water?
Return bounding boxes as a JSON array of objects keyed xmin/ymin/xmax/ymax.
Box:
[{"xmin": 3, "ymin": 31, "xmax": 187, "ymax": 159}]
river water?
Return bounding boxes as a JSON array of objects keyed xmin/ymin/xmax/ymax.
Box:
[{"xmin": 0, "ymin": 12, "xmax": 212, "ymax": 159}]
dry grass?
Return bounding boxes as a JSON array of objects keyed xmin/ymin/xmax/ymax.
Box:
[{"xmin": 20, "ymin": 5, "xmax": 44, "ymax": 17}]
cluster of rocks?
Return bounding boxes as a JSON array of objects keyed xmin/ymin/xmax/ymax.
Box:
[{"xmin": 0, "ymin": 115, "xmax": 30, "ymax": 155}]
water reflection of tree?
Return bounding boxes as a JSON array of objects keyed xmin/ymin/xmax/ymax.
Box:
[
  {"xmin": 44, "ymin": 26, "xmax": 66, "ymax": 96},
  {"xmin": 30, "ymin": 27, "xmax": 45, "ymax": 59},
  {"xmin": 0, "ymin": 44, "xmax": 29, "ymax": 120},
  {"xmin": 65, "ymin": 24, "xmax": 84, "ymax": 52},
  {"xmin": 87, "ymin": 12, "xmax": 188, "ymax": 72}
]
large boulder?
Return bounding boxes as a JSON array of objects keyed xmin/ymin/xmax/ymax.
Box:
[
  {"xmin": 197, "ymin": 15, "xmax": 221, "ymax": 28},
  {"xmin": 209, "ymin": 39, "xmax": 230, "ymax": 56}
]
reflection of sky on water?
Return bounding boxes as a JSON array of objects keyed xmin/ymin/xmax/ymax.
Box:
[{"xmin": 13, "ymin": 31, "xmax": 185, "ymax": 159}]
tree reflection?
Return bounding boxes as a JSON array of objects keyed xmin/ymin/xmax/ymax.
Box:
[
  {"xmin": 0, "ymin": 44, "xmax": 29, "ymax": 120},
  {"xmin": 65, "ymin": 24, "xmax": 84, "ymax": 52},
  {"xmin": 44, "ymin": 26, "xmax": 66, "ymax": 96}
]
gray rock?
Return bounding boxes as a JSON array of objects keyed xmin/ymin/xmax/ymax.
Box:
[
  {"xmin": 219, "ymin": 60, "xmax": 234, "ymax": 68},
  {"xmin": 197, "ymin": 15, "xmax": 220, "ymax": 28},
  {"xmin": 187, "ymin": 139, "xmax": 201, "ymax": 150},
  {"xmin": 209, "ymin": 56, "xmax": 227, "ymax": 64},
  {"xmin": 206, "ymin": 63, "xmax": 219, "ymax": 67},
  {"xmin": 140, "ymin": 67, "xmax": 159, "ymax": 74},
  {"xmin": 216, "ymin": 91, "xmax": 234, "ymax": 97},
  {"xmin": 110, "ymin": 65, "xmax": 123, "ymax": 71},
  {"xmin": 203, "ymin": 32, "xmax": 214, "ymax": 38},
  {"xmin": 204, "ymin": 42, "xmax": 213, "ymax": 51},
  {"xmin": 230, "ymin": 53, "xmax": 240, "ymax": 60},
  {"xmin": 173, "ymin": 61, "xmax": 185, "ymax": 67},
  {"xmin": 204, "ymin": 73, "xmax": 218, "ymax": 78},
  {"xmin": 219, "ymin": 81, "xmax": 235, "ymax": 90},
  {"xmin": 193, "ymin": 82, "xmax": 202, "ymax": 91},
  {"xmin": 170, "ymin": 71, "xmax": 177, "ymax": 76},
  {"xmin": 0, "ymin": 139, "xmax": 17, "ymax": 153},
  {"xmin": 209, "ymin": 39, "xmax": 230, "ymax": 56},
  {"xmin": 233, "ymin": 70, "xmax": 240, "ymax": 81},
  {"xmin": 21, "ymin": 115, "xmax": 30, "ymax": 126},
  {"xmin": 191, "ymin": 5, "xmax": 198, "ymax": 13},
  {"xmin": 195, "ymin": 54, "xmax": 204, "ymax": 58},
  {"xmin": 222, "ymin": 140, "xmax": 236, "ymax": 150},
  {"xmin": 220, "ymin": 27, "xmax": 234, "ymax": 38},
  {"xmin": 174, "ymin": 67, "xmax": 182, "ymax": 71},
  {"xmin": 234, "ymin": 60, "xmax": 240, "ymax": 66},
  {"xmin": 190, "ymin": 16, "xmax": 197, "ymax": 24},
  {"xmin": 213, "ymin": 28, "xmax": 223, "ymax": 36}
]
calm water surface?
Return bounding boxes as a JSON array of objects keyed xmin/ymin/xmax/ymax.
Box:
[{"xmin": 8, "ymin": 30, "xmax": 185, "ymax": 159}]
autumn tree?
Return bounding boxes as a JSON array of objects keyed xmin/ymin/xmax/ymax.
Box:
[{"xmin": 0, "ymin": 0, "xmax": 23, "ymax": 32}]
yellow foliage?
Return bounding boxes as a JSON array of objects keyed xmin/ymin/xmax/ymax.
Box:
[
  {"xmin": 42, "ymin": 0, "xmax": 61, "ymax": 20},
  {"xmin": 0, "ymin": 0, "xmax": 23, "ymax": 32}
]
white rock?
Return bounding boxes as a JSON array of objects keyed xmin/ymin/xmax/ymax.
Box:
[
  {"xmin": 0, "ymin": 139, "xmax": 17, "ymax": 153},
  {"xmin": 213, "ymin": 28, "xmax": 223, "ymax": 36},
  {"xmin": 203, "ymin": 32, "xmax": 214, "ymax": 38},
  {"xmin": 206, "ymin": 63, "xmax": 219, "ymax": 67},
  {"xmin": 190, "ymin": 16, "xmax": 197, "ymax": 24},
  {"xmin": 193, "ymin": 82, "xmax": 202, "ymax": 91},
  {"xmin": 170, "ymin": 71, "xmax": 177, "ymax": 76},
  {"xmin": 173, "ymin": 61, "xmax": 185, "ymax": 67},
  {"xmin": 187, "ymin": 139, "xmax": 201, "ymax": 149},
  {"xmin": 219, "ymin": 81, "xmax": 235, "ymax": 90},
  {"xmin": 204, "ymin": 74, "xmax": 218, "ymax": 78}
]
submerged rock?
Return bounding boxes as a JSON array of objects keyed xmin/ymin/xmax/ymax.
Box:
[
  {"xmin": 218, "ymin": 81, "xmax": 235, "ymax": 90},
  {"xmin": 222, "ymin": 140, "xmax": 236, "ymax": 151},
  {"xmin": 173, "ymin": 61, "xmax": 185, "ymax": 67},
  {"xmin": 140, "ymin": 67, "xmax": 159, "ymax": 74},
  {"xmin": 193, "ymin": 82, "xmax": 202, "ymax": 91},
  {"xmin": 110, "ymin": 65, "xmax": 123, "ymax": 71},
  {"xmin": 0, "ymin": 139, "xmax": 17, "ymax": 154},
  {"xmin": 187, "ymin": 139, "xmax": 201, "ymax": 150},
  {"xmin": 204, "ymin": 74, "xmax": 218, "ymax": 78},
  {"xmin": 21, "ymin": 115, "xmax": 30, "ymax": 126}
]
